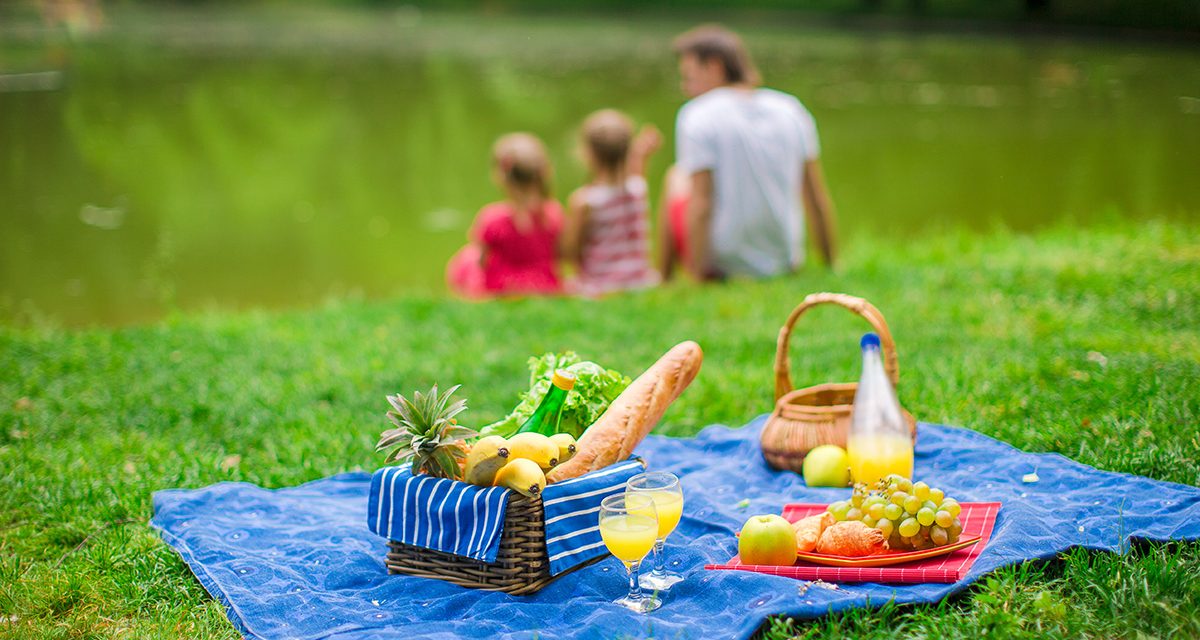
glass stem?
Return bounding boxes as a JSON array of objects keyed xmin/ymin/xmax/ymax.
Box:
[
  {"xmin": 627, "ymin": 561, "xmax": 643, "ymax": 601},
  {"xmin": 651, "ymin": 539, "xmax": 666, "ymax": 576}
]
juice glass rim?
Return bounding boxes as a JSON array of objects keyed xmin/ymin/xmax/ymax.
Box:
[
  {"xmin": 601, "ymin": 492, "xmax": 656, "ymax": 514},
  {"xmin": 625, "ymin": 471, "xmax": 680, "ymax": 493}
]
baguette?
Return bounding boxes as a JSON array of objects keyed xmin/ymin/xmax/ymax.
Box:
[{"xmin": 547, "ymin": 341, "xmax": 703, "ymax": 483}]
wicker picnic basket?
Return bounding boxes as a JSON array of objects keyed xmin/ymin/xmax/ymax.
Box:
[
  {"xmin": 760, "ymin": 292, "xmax": 917, "ymax": 473},
  {"xmin": 384, "ymin": 492, "xmax": 603, "ymax": 595}
]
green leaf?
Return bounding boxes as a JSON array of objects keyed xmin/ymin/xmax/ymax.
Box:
[
  {"xmin": 385, "ymin": 448, "xmax": 411, "ymax": 464},
  {"xmin": 481, "ymin": 353, "xmax": 630, "ymax": 438},
  {"xmin": 429, "ymin": 448, "xmax": 461, "ymax": 480},
  {"xmin": 376, "ymin": 429, "xmax": 412, "ymax": 451},
  {"xmin": 385, "ymin": 393, "xmax": 407, "ymax": 414},
  {"xmin": 442, "ymin": 425, "xmax": 478, "ymax": 441}
]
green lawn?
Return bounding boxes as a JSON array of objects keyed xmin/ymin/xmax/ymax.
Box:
[{"xmin": 1, "ymin": 220, "xmax": 1198, "ymax": 638}]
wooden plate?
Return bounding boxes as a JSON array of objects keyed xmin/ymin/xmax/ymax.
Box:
[{"xmin": 795, "ymin": 535, "xmax": 982, "ymax": 568}]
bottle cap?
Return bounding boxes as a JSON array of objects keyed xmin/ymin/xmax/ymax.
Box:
[
  {"xmin": 552, "ymin": 369, "xmax": 577, "ymax": 390},
  {"xmin": 860, "ymin": 333, "xmax": 882, "ymax": 350}
]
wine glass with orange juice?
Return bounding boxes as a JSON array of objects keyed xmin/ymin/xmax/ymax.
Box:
[
  {"xmin": 626, "ymin": 471, "xmax": 684, "ymax": 590},
  {"xmin": 598, "ymin": 493, "xmax": 661, "ymax": 613}
]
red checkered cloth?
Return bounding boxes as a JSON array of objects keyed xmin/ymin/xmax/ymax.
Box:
[{"xmin": 705, "ymin": 502, "xmax": 1000, "ymax": 584}]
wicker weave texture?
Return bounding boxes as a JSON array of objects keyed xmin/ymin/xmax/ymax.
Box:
[{"xmin": 385, "ymin": 491, "xmax": 597, "ymax": 595}]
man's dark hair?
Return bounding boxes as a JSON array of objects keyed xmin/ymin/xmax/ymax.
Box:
[{"xmin": 672, "ymin": 24, "xmax": 761, "ymax": 86}]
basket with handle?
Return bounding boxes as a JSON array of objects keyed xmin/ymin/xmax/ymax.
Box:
[{"xmin": 760, "ymin": 292, "xmax": 917, "ymax": 473}]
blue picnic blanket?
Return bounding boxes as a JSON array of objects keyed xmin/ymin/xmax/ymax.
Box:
[
  {"xmin": 366, "ymin": 458, "xmax": 644, "ymax": 574},
  {"xmin": 151, "ymin": 418, "xmax": 1200, "ymax": 640}
]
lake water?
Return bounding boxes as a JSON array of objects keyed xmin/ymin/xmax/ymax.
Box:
[{"xmin": 2, "ymin": 7, "xmax": 1198, "ymax": 326}]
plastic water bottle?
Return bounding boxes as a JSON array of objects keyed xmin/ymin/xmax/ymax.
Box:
[{"xmin": 846, "ymin": 333, "xmax": 913, "ymax": 486}]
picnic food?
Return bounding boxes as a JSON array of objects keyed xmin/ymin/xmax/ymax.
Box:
[
  {"xmin": 547, "ymin": 341, "xmax": 703, "ymax": 482},
  {"xmin": 847, "ymin": 333, "xmax": 914, "ymax": 485},
  {"xmin": 802, "ymin": 444, "xmax": 850, "ymax": 487},
  {"xmin": 792, "ymin": 512, "xmax": 835, "ymax": 552},
  {"xmin": 493, "ymin": 457, "xmax": 546, "ymax": 497},
  {"xmin": 827, "ymin": 475, "xmax": 964, "ymax": 551},
  {"xmin": 516, "ymin": 369, "xmax": 576, "ymax": 435},
  {"xmin": 549, "ymin": 433, "xmax": 578, "ymax": 463},
  {"xmin": 482, "ymin": 352, "xmax": 631, "ymax": 439},
  {"xmin": 371, "ymin": 351, "xmax": 675, "ymax": 597},
  {"xmin": 815, "ymin": 521, "xmax": 888, "ymax": 556},
  {"xmin": 376, "ymin": 384, "xmax": 476, "ymax": 480},
  {"xmin": 506, "ymin": 432, "xmax": 560, "ymax": 470},
  {"xmin": 738, "ymin": 515, "xmax": 797, "ymax": 565},
  {"xmin": 464, "ymin": 435, "xmax": 511, "ymax": 485}
]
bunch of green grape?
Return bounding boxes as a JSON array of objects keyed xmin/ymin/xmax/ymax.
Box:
[{"xmin": 826, "ymin": 475, "xmax": 963, "ymax": 551}]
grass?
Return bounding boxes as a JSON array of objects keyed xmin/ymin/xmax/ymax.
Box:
[{"xmin": 1, "ymin": 220, "xmax": 1198, "ymax": 638}]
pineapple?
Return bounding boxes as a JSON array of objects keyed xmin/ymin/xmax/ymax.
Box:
[{"xmin": 376, "ymin": 384, "xmax": 477, "ymax": 480}]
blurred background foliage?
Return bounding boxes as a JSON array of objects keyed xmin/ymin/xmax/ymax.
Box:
[
  {"xmin": 44, "ymin": 0, "xmax": 1200, "ymax": 32},
  {"xmin": 1, "ymin": 2, "xmax": 1198, "ymax": 326}
]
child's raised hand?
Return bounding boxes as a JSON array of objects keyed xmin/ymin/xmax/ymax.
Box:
[{"xmin": 633, "ymin": 124, "xmax": 663, "ymax": 156}]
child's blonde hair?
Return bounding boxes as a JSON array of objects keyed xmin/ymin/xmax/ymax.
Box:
[
  {"xmin": 492, "ymin": 132, "xmax": 552, "ymax": 198},
  {"xmin": 581, "ymin": 109, "xmax": 634, "ymax": 174}
]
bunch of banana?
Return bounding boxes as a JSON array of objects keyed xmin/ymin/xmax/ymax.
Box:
[{"xmin": 463, "ymin": 432, "xmax": 578, "ymax": 498}]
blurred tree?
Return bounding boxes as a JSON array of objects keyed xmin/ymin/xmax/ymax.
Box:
[{"xmin": 1025, "ymin": 0, "xmax": 1050, "ymax": 14}]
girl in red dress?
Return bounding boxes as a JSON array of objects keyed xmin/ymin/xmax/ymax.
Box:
[{"xmin": 447, "ymin": 133, "xmax": 564, "ymax": 298}]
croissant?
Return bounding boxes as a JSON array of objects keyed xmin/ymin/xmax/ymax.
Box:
[
  {"xmin": 792, "ymin": 512, "xmax": 835, "ymax": 553},
  {"xmin": 815, "ymin": 521, "xmax": 889, "ymax": 557}
]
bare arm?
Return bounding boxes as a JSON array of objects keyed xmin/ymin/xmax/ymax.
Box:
[
  {"xmin": 656, "ymin": 184, "xmax": 675, "ymax": 281},
  {"xmin": 627, "ymin": 124, "xmax": 662, "ymax": 178},
  {"xmin": 560, "ymin": 189, "xmax": 589, "ymax": 266},
  {"xmin": 686, "ymin": 170, "xmax": 719, "ymax": 280},
  {"xmin": 801, "ymin": 158, "xmax": 838, "ymax": 268}
]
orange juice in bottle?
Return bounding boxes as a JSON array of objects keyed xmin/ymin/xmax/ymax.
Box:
[{"xmin": 846, "ymin": 333, "xmax": 913, "ymax": 485}]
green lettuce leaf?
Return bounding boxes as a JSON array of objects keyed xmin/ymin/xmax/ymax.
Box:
[{"xmin": 481, "ymin": 352, "xmax": 631, "ymax": 438}]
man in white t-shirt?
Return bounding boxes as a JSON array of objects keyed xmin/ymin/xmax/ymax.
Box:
[{"xmin": 659, "ymin": 24, "xmax": 837, "ymax": 280}]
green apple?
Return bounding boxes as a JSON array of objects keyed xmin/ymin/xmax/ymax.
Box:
[
  {"xmin": 803, "ymin": 444, "xmax": 851, "ymax": 487},
  {"xmin": 738, "ymin": 514, "xmax": 796, "ymax": 565}
]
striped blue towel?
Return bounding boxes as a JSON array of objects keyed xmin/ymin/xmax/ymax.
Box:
[
  {"xmin": 367, "ymin": 463, "xmax": 511, "ymax": 563},
  {"xmin": 540, "ymin": 459, "xmax": 644, "ymax": 576},
  {"xmin": 366, "ymin": 459, "xmax": 644, "ymax": 575}
]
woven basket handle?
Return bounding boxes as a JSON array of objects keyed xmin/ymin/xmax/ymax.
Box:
[{"xmin": 774, "ymin": 292, "xmax": 901, "ymax": 401}]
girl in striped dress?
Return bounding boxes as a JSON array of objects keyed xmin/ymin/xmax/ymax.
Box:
[{"xmin": 561, "ymin": 110, "xmax": 662, "ymax": 297}]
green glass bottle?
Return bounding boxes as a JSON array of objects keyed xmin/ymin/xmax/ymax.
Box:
[{"xmin": 516, "ymin": 369, "xmax": 577, "ymax": 435}]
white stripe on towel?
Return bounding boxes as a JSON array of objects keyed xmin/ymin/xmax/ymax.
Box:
[
  {"xmin": 545, "ymin": 524, "xmax": 600, "ymax": 546},
  {"xmin": 548, "ymin": 540, "xmax": 607, "ymax": 563},
  {"xmin": 474, "ymin": 488, "xmax": 493, "ymax": 558},
  {"xmin": 374, "ymin": 466, "xmax": 391, "ymax": 535},
  {"xmin": 466, "ymin": 490, "xmax": 483, "ymax": 558},
  {"xmin": 410, "ymin": 476, "xmax": 432, "ymax": 543},
  {"xmin": 483, "ymin": 487, "xmax": 505, "ymax": 556},
  {"xmin": 543, "ymin": 481, "xmax": 626, "ymax": 507},
  {"xmin": 387, "ymin": 469, "xmax": 406, "ymax": 540},
  {"xmin": 434, "ymin": 483, "xmax": 454, "ymax": 550},
  {"xmin": 544, "ymin": 505, "xmax": 603, "ymax": 526},
  {"xmin": 452, "ymin": 486, "xmax": 466, "ymax": 556},
  {"xmin": 550, "ymin": 461, "xmax": 639, "ymax": 488}
]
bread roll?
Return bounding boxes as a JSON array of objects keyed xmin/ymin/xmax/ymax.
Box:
[{"xmin": 546, "ymin": 341, "xmax": 703, "ymax": 482}]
